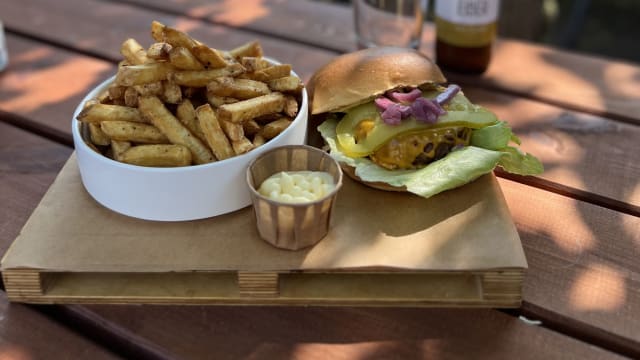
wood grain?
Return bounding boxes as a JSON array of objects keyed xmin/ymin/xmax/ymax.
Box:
[
  {"xmin": 0, "ymin": 294, "xmax": 120, "ymax": 359},
  {"xmin": 0, "ymin": 122, "xmax": 118, "ymax": 360},
  {"xmin": 81, "ymin": 305, "xmax": 625, "ymax": 360},
  {"xmin": 0, "ymin": 35, "xmax": 115, "ymax": 143},
  {"xmin": 0, "ymin": 0, "xmax": 336, "ymax": 81},
  {"xmin": 464, "ymin": 86, "xmax": 640, "ymax": 211},
  {"xmin": 0, "ymin": 122, "xmax": 72, "ymax": 256},
  {"xmin": 499, "ymin": 177, "xmax": 640, "ymax": 356}
]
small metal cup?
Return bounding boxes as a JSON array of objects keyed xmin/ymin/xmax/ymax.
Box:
[{"xmin": 246, "ymin": 145, "xmax": 343, "ymax": 251}]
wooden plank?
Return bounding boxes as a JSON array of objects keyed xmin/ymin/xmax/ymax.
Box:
[
  {"xmin": 0, "ymin": 0, "xmax": 336, "ymax": 82},
  {"xmin": 112, "ymin": 0, "xmax": 357, "ymax": 53},
  {"xmin": 120, "ymin": 0, "xmax": 640, "ymax": 123},
  {"xmin": 80, "ymin": 305, "xmax": 625, "ymax": 359},
  {"xmin": 0, "ymin": 293, "xmax": 120, "ymax": 359},
  {"xmin": 0, "ymin": 121, "xmax": 72, "ymax": 255},
  {"xmin": 0, "ymin": 122, "xmax": 119, "ymax": 360},
  {"xmin": 0, "ymin": 35, "xmax": 115, "ymax": 143},
  {"xmin": 498, "ymin": 177, "xmax": 640, "ymax": 356},
  {"xmin": 464, "ymin": 86, "xmax": 640, "ymax": 212}
]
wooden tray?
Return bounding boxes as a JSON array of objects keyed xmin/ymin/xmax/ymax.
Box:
[{"xmin": 2, "ymin": 154, "xmax": 526, "ymax": 307}]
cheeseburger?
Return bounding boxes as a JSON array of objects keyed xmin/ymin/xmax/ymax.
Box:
[{"xmin": 307, "ymin": 47, "xmax": 542, "ymax": 197}]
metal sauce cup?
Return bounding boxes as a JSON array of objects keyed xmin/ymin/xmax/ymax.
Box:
[{"xmin": 246, "ymin": 145, "xmax": 343, "ymax": 251}]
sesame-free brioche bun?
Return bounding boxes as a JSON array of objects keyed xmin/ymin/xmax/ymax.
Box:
[{"xmin": 307, "ymin": 47, "xmax": 447, "ymax": 115}]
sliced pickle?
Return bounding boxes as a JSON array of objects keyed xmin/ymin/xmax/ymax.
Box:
[{"xmin": 335, "ymin": 100, "xmax": 497, "ymax": 158}]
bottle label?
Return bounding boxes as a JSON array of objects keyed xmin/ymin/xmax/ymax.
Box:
[
  {"xmin": 435, "ymin": 0, "xmax": 500, "ymax": 25},
  {"xmin": 435, "ymin": 0, "xmax": 499, "ymax": 47}
]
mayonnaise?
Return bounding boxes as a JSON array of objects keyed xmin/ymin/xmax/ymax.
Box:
[{"xmin": 258, "ymin": 171, "xmax": 335, "ymax": 203}]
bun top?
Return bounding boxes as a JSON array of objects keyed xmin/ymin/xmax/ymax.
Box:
[{"xmin": 307, "ymin": 47, "xmax": 447, "ymax": 115}]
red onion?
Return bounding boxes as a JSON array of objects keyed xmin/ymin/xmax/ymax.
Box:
[
  {"xmin": 388, "ymin": 88, "xmax": 422, "ymax": 103},
  {"xmin": 436, "ymin": 84, "xmax": 461, "ymax": 105},
  {"xmin": 376, "ymin": 85, "xmax": 460, "ymax": 125},
  {"xmin": 374, "ymin": 96, "xmax": 395, "ymax": 111},
  {"xmin": 381, "ymin": 103, "xmax": 411, "ymax": 125}
]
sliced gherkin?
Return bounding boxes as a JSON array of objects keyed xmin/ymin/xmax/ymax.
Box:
[{"xmin": 335, "ymin": 97, "xmax": 498, "ymax": 158}]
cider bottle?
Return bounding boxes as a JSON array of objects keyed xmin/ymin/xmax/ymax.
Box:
[{"xmin": 435, "ymin": 0, "xmax": 500, "ymax": 74}]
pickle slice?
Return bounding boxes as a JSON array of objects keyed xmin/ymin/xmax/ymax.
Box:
[{"xmin": 336, "ymin": 100, "xmax": 497, "ymax": 158}]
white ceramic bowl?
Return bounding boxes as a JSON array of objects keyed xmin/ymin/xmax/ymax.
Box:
[{"xmin": 72, "ymin": 75, "xmax": 308, "ymax": 221}]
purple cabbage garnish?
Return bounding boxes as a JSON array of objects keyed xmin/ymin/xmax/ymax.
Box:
[
  {"xmin": 388, "ymin": 88, "xmax": 422, "ymax": 103},
  {"xmin": 374, "ymin": 97, "xmax": 395, "ymax": 112},
  {"xmin": 435, "ymin": 84, "xmax": 460, "ymax": 105},
  {"xmin": 411, "ymin": 97, "xmax": 444, "ymax": 124},
  {"xmin": 375, "ymin": 85, "xmax": 460, "ymax": 125},
  {"xmin": 381, "ymin": 103, "xmax": 412, "ymax": 125}
]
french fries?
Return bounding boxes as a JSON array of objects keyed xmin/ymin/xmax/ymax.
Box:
[
  {"xmin": 115, "ymin": 62, "xmax": 174, "ymax": 86},
  {"xmin": 207, "ymin": 77, "xmax": 271, "ymax": 99},
  {"xmin": 169, "ymin": 64, "xmax": 245, "ymax": 87},
  {"xmin": 76, "ymin": 21, "xmax": 304, "ymax": 167},
  {"xmin": 196, "ymin": 104, "xmax": 234, "ymax": 161},
  {"xmin": 138, "ymin": 96, "xmax": 214, "ymax": 164},
  {"xmin": 120, "ymin": 144, "xmax": 192, "ymax": 167},
  {"xmin": 191, "ymin": 44, "xmax": 227, "ymax": 69},
  {"xmin": 100, "ymin": 121, "xmax": 169, "ymax": 144},
  {"xmin": 259, "ymin": 117, "xmax": 292, "ymax": 140},
  {"xmin": 169, "ymin": 46, "xmax": 205, "ymax": 70},
  {"xmin": 120, "ymin": 38, "xmax": 149, "ymax": 65},
  {"xmin": 77, "ymin": 104, "xmax": 147, "ymax": 123},
  {"xmin": 217, "ymin": 92, "xmax": 285, "ymax": 123}
]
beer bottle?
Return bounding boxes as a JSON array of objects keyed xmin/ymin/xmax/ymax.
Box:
[{"xmin": 435, "ymin": 0, "xmax": 500, "ymax": 74}]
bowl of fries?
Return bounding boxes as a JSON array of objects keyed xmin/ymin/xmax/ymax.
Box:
[{"xmin": 72, "ymin": 22, "xmax": 308, "ymax": 221}]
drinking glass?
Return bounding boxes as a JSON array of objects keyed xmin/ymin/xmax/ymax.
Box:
[
  {"xmin": 353, "ymin": 0, "xmax": 426, "ymax": 50},
  {"xmin": 0, "ymin": 21, "xmax": 8, "ymax": 71}
]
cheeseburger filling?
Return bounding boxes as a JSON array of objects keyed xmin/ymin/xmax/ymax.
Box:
[{"xmin": 334, "ymin": 84, "xmax": 497, "ymax": 170}]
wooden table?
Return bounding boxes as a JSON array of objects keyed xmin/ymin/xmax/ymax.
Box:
[{"xmin": 0, "ymin": 0, "xmax": 638, "ymax": 358}]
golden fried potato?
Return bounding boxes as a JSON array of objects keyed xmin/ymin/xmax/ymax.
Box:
[
  {"xmin": 100, "ymin": 121, "xmax": 169, "ymax": 144},
  {"xmin": 169, "ymin": 63, "xmax": 245, "ymax": 87},
  {"xmin": 217, "ymin": 92, "xmax": 285, "ymax": 123},
  {"xmin": 111, "ymin": 140, "xmax": 132, "ymax": 161},
  {"xmin": 229, "ymin": 40, "xmax": 263, "ymax": 59},
  {"xmin": 77, "ymin": 104, "xmax": 147, "ymax": 123},
  {"xmin": 176, "ymin": 99, "xmax": 206, "ymax": 142},
  {"xmin": 169, "ymin": 46, "xmax": 205, "ymax": 70},
  {"xmin": 259, "ymin": 117, "xmax": 292, "ymax": 140},
  {"xmin": 268, "ymin": 76, "xmax": 303, "ymax": 93},
  {"xmin": 191, "ymin": 44, "xmax": 227, "ymax": 69},
  {"xmin": 120, "ymin": 144, "xmax": 192, "ymax": 167},
  {"xmin": 147, "ymin": 42, "xmax": 172, "ymax": 61},
  {"xmin": 207, "ymin": 77, "xmax": 271, "ymax": 99},
  {"xmin": 120, "ymin": 38, "xmax": 149, "ymax": 65},
  {"xmin": 89, "ymin": 123, "xmax": 111, "ymax": 146},
  {"xmin": 115, "ymin": 62, "xmax": 174, "ymax": 86},
  {"xmin": 231, "ymin": 137, "xmax": 254, "ymax": 155},
  {"xmin": 196, "ymin": 104, "xmax": 234, "ymax": 161},
  {"xmin": 138, "ymin": 96, "xmax": 214, "ymax": 164}
]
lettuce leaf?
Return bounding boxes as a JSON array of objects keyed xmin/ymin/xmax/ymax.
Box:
[
  {"xmin": 470, "ymin": 121, "xmax": 513, "ymax": 150},
  {"xmin": 318, "ymin": 117, "xmax": 543, "ymax": 198}
]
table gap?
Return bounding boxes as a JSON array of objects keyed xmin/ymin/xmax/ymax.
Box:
[
  {"xmin": 0, "ymin": 110, "xmax": 74, "ymax": 147},
  {"xmin": 518, "ymin": 302, "xmax": 640, "ymax": 359},
  {"xmin": 23, "ymin": 301, "xmax": 172, "ymax": 360}
]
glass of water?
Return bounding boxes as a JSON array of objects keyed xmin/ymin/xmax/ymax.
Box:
[
  {"xmin": 353, "ymin": 0, "xmax": 426, "ymax": 50},
  {"xmin": 0, "ymin": 21, "xmax": 8, "ymax": 71}
]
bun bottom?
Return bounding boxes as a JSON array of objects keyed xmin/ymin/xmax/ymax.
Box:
[{"xmin": 340, "ymin": 163, "xmax": 407, "ymax": 192}]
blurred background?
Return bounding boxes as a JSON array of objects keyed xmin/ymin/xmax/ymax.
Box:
[{"xmin": 315, "ymin": 0, "xmax": 640, "ymax": 64}]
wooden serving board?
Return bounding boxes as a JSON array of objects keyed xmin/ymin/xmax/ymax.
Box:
[{"xmin": 2, "ymin": 154, "xmax": 526, "ymax": 307}]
